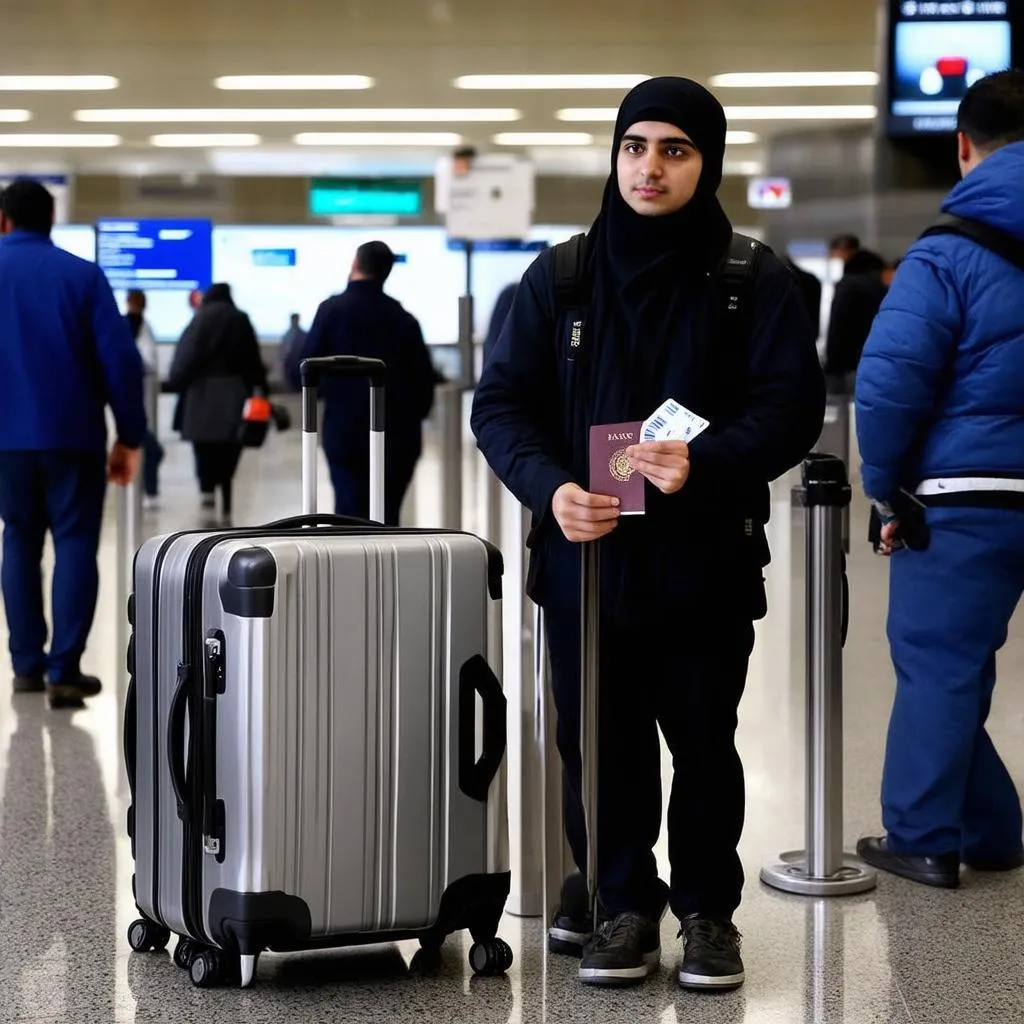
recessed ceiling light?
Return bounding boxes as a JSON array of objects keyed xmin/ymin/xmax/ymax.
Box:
[
  {"xmin": 75, "ymin": 108, "xmax": 521, "ymax": 123},
  {"xmin": 710, "ymin": 71, "xmax": 879, "ymax": 88},
  {"xmin": 456, "ymin": 75, "xmax": 649, "ymax": 90},
  {"xmin": 726, "ymin": 131, "xmax": 759, "ymax": 145},
  {"xmin": 493, "ymin": 132, "xmax": 594, "ymax": 145},
  {"xmin": 0, "ymin": 133, "xmax": 121, "ymax": 147},
  {"xmin": 150, "ymin": 133, "xmax": 262, "ymax": 147},
  {"xmin": 724, "ymin": 160, "xmax": 765, "ymax": 176},
  {"xmin": 293, "ymin": 132, "xmax": 464, "ymax": 146},
  {"xmin": 0, "ymin": 110, "xmax": 31, "ymax": 122},
  {"xmin": 725, "ymin": 104, "xmax": 877, "ymax": 120},
  {"xmin": 215, "ymin": 75, "xmax": 374, "ymax": 90},
  {"xmin": 0, "ymin": 76, "xmax": 118, "ymax": 91},
  {"xmin": 556, "ymin": 105, "xmax": 876, "ymax": 122}
]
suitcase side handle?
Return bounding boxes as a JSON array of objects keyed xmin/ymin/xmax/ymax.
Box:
[
  {"xmin": 458, "ymin": 655, "xmax": 507, "ymax": 803},
  {"xmin": 168, "ymin": 663, "xmax": 193, "ymax": 823},
  {"xmin": 261, "ymin": 513, "xmax": 377, "ymax": 530}
]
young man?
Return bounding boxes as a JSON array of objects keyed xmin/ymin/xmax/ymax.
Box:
[
  {"xmin": 125, "ymin": 289, "xmax": 164, "ymax": 508},
  {"xmin": 471, "ymin": 78, "xmax": 824, "ymax": 990},
  {"xmin": 855, "ymin": 69, "xmax": 1024, "ymax": 888},
  {"xmin": 286, "ymin": 241, "xmax": 437, "ymax": 525},
  {"xmin": 0, "ymin": 179, "xmax": 145, "ymax": 708}
]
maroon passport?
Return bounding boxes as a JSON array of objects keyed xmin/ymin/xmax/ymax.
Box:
[{"xmin": 589, "ymin": 421, "xmax": 645, "ymax": 515}]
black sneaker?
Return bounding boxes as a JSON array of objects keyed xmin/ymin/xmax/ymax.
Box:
[
  {"xmin": 13, "ymin": 673, "xmax": 45, "ymax": 693},
  {"xmin": 678, "ymin": 916, "xmax": 745, "ymax": 991},
  {"xmin": 578, "ymin": 912, "xmax": 661, "ymax": 986},
  {"xmin": 47, "ymin": 674, "xmax": 102, "ymax": 710},
  {"xmin": 549, "ymin": 873, "xmax": 595, "ymax": 957}
]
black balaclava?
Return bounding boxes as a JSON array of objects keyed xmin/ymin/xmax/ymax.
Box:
[
  {"xmin": 594, "ymin": 76, "xmax": 732, "ymax": 290},
  {"xmin": 583, "ymin": 77, "xmax": 734, "ymax": 428}
]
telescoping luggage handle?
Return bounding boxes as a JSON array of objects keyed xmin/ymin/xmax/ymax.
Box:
[
  {"xmin": 299, "ymin": 356, "xmax": 387, "ymax": 523},
  {"xmin": 581, "ymin": 539, "xmax": 600, "ymax": 927}
]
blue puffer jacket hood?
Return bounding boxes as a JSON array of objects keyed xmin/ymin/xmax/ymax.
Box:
[
  {"xmin": 944, "ymin": 139, "xmax": 1024, "ymax": 238},
  {"xmin": 855, "ymin": 141, "xmax": 1024, "ymax": 502}
]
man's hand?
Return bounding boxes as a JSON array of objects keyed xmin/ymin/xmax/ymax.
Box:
[
  {"xmin": 878, "ymin": 520, "xmax": 902, "ymax": 557},
  {"xmin": 108, "ymin": 442, "xmax": 142, "ymax": 486},
  {"xmin": 552, "ymin": 482, "xmax": 620, "ymax": 543},
  {"xmin": 627, "ymin": 440, "xmax": 690, "ymax": 495}
]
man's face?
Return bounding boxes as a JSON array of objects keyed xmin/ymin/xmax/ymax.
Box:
[{"xmin": 616, "ymin": 121, "xmax": 704, "ymax": 216}]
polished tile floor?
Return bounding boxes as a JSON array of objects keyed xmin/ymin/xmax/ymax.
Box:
[{"xmin": 1, "ymin": 400, "xmax": 1023, "ymax": 1023}]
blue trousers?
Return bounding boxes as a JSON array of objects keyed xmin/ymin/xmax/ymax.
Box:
[
  {"xmin": 883, "ymin": 506, "xmax": 1024, "ymax": 861},
  {"xmin": 0, "ymin": 451, "xmax": 107, "ymax": 682},
  {"xmin": 327, "ymin": 447, "xmax": 419, "ymax": 527}
]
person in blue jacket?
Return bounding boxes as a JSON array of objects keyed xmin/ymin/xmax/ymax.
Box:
[
  {"xmin": 0, "ymin": 179, "xmax": 146, "ymax": 709},
  {"xmin": 855, "ymin": 69, "xmax": 1024, "ymax": 889},
  {"xmin": 287, "ymin": 241, "xmax": 437, "ymax": 525},
  {"xmin": 472, "ymin": 78, "xmax": 824, "ymax": 991}
]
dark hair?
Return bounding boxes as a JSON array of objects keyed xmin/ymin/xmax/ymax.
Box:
[
  {"xmin": 829, "ymin": 233, "xmax": 861, "ymax": 253},
  {"xmin": 0, "ymin": 178, "xmax": 55, "ymax": 235},
  {"xmin": 355, "ymin": 240, "xmax": 396, "ymax": 283},
  {"xmin": 126, "ymin": 289, "xmax": 146, "ymax": 306},
  {"xmin": 957, "ymin": 68, "xmax": 1024, "ymax": 151}
]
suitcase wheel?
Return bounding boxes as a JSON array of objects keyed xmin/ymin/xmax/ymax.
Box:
[
  {"xmin": 469, "ymin": 938, "xmax": 514, "ymax": 977},
  {"xmin": 127, "ymin": 919, "xmax": 171, "ymax": 954},
  {"xmin": 173, "ymin": 938, "xmax": 197, "ymax": 971},
  {"xmin": 190, "ymin": 950, "xmax": 224, "ymax": 989}
]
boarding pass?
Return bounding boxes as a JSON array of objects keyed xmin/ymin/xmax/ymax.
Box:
[{"xmin": 641, "ymin": 399, "xmax": 710, "ymax": 444}]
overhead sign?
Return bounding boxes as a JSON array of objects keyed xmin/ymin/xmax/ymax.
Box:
[
  {"xmin": 748, "ymin": 178, "xmax": 793, "ymax": 210},
  {"xmin": 446, "ymin": 238, "xmax": 548, "ymax": 253},
  {"xmin": 309, "ymin": 178, "xmax": 422, "ymax": 218},
  {"xmin": 96, "ymin": 218, "xmax": 212, "ymax": 291},
  {"xmin": 436, "ymin": 154, "xmax": 534, "ymax": 242}
]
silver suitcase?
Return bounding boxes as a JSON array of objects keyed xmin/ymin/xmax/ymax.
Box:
[{"xmin": 124, "ymin": 356, "xmax": 512, "ymax": 989}]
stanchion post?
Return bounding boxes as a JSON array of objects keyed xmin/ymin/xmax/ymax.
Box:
[
  {"xmin": 760, "ymin": 453, "xmax": 876, "ymax": 897},
  {"xmin": 436, "ymin": 382, "xmax": 463, "ymax": 531}
]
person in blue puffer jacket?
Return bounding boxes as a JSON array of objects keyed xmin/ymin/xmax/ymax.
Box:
[{"xmin": 854, "ymin": 69, "xmax": 1024, "ymax": 890}]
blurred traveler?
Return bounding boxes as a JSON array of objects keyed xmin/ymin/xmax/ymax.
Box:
[
  {"xmin": 823, "ymin": 248, "xmax": 889, "ymax": 393},
  {"xmin": 279, "ymin": 312, "xmax": 307, "ymax": 391},
  {"xmin": 472, "ymin": 77, "xmax": 824, "ymax": 991},
  {"xmin": 0, "ymin": 179, "xmax": 145, "ymax": 708},
  {"xmin": 168, "ymin": 283, "xmax": 267, "ymax": 526},
  {"xmin": 125, "ymin": 289, "xmax": 165, "ymax": 508},
  {"xmin": 286, "ymin": 241, "xmax": 437, "ymax": 525},
  {"xmin": 855, "ymin": 69, "xmax": 1024, "ymax": 888},
  {"xmin": 828, "ymin": 232, "xmax": 861, "ymax": 267}
]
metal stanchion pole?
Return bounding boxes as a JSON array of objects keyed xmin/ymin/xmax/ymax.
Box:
[
  {"xmin": 761, "ymin": 453, "xmax": 876, "ymax": 896},
  {"xmin": 436, "ymin": 382, "xmax": 463, "ymax": 531}
]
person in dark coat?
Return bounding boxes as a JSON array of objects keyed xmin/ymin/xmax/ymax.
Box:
[
  {"xmin": 824, "ymin": 249, "xmax": 889, "ymax": 394},
  {"xmin": 168, "ymin": 283, "xmax": 267, "ymax": 524},
  {"xmin": 471, "ymin": 77, "xmax": 824, "ymax": 992},
  {"xmin": 286, "ymin": 241, "xmax": 437, "ymax": 525},
  {"xmin": 782, "ymin": 256, "xmax": 823, "ymax": 340}
]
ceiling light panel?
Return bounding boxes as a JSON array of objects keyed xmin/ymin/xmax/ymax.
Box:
[
  {"xmin": 493, "ymin": 132, "xmax": 594, "ymax": 145},
  {"xmin": 215, "ymin": 75, "xmax": 374, "ymax": 90},
  {"xmin": 150, "ymin": 133, "xmax": 262, "ymax": 147},
  {"xmin": 456, "ymin": 74, "xmax": 649, "ymax": 90},
  {"xmin": 0, "ymin": 110, "xmax": 31, "ymax": 122},
  {"xmin": 557, "ymin": 106, "xmax": 876, "ymax": 122},
  {"xmin": 294, "ymin": 132, "xmax": 463, "ymax": 146},
  {"xmin": 710, "ymin": 71, "xmax": 879, "ymax": 88},
  {"xmin": 0, "ymin": 134, "xmax": 121, "ymax": 147},
  {"xmin": 726, "ymin": 131, "xmax": 759, "ymax": 144},
  {"xmin": 0, "ymin": 76, "xmax": 118, "ymax": 91},
  {"xmin": 75, "ymin": 108, "xmax": 521, "ymax": 123}
]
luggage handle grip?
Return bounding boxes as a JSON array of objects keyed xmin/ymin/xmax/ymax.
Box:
[
  {"xmin": 260, "ymin": 513, "xmax": 380, "ymax": 531},
  {"xmin": 458, "ymin": 656, "xmax": 507, "ymax": 803},
  {"xmin": 299, "ymin": 355, "xmax": 387, "ymax": 392},
  {"xmin": 167, "ymin": 664, "xmax": 193, "ymax": 823}
]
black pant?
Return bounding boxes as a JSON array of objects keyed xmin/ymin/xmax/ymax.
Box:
[
  {"xmin": 544, "ymin": 603, "xmax": 754, "ymax": 922},
  {"xmin": 193, "ymin": 442, "xmax": 243, "ymax": 515}
]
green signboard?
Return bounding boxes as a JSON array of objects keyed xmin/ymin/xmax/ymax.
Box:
[{"xmin": 309, "ymin": 178, "xmax": 422, "ymax": 217}]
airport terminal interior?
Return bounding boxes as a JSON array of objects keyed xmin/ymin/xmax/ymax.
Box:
[{"xmin": 2, "ymin": 1, "xmax": 1024, "ymax": 1021}]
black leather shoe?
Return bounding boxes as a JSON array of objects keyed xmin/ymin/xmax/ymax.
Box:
[
  {"xmin": 13, "ymin": 673, "xmax": 45, "ymax": 693},
  {"xmin": 856, "ymin": 836, "xmax": 960, "ymax": 888},
  {"xmin": 47, "ymin": 674, "xmax": 102, "ymax": 710}
]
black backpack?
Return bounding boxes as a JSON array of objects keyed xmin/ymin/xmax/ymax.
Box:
[
  {"xmin": 919, "ymin": 215, "xmax": 1024, "ymax": 272},
  {"xmin": 548, "ymin": 231, "xmax": 766, "ymax": 429}
]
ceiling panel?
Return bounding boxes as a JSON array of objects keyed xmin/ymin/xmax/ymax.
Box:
[{"xmin": 0, "ymin": 0, "xmax": 883, "ymax": 174}]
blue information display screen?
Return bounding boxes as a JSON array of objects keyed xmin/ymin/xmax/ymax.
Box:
[{"xmin": 96, "ymin": 218, "xmax": 213, "ymax": 291}]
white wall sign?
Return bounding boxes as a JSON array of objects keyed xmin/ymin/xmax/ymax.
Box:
[{"xmin": 436, "ymin": 154, "xmax": 534, "ymax": 242}]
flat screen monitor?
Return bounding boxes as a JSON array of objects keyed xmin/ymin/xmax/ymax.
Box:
[{"xmin": 886, "ymin": 1, "xmax": 1020, "ymax": 137}]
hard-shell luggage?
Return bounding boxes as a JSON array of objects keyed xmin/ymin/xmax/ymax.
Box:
[{"xmin": 124, "ymin": 356, "xmax": 512, "ymax": 989}]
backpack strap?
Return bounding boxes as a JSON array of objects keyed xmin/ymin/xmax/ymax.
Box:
[
  {"xmin": 553, "ymin": 232, "xmax": 590, "ymax": 307},
  {"xmin": 920, "ymin": 215, "xmax": 1024, "ymax": 273}
]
